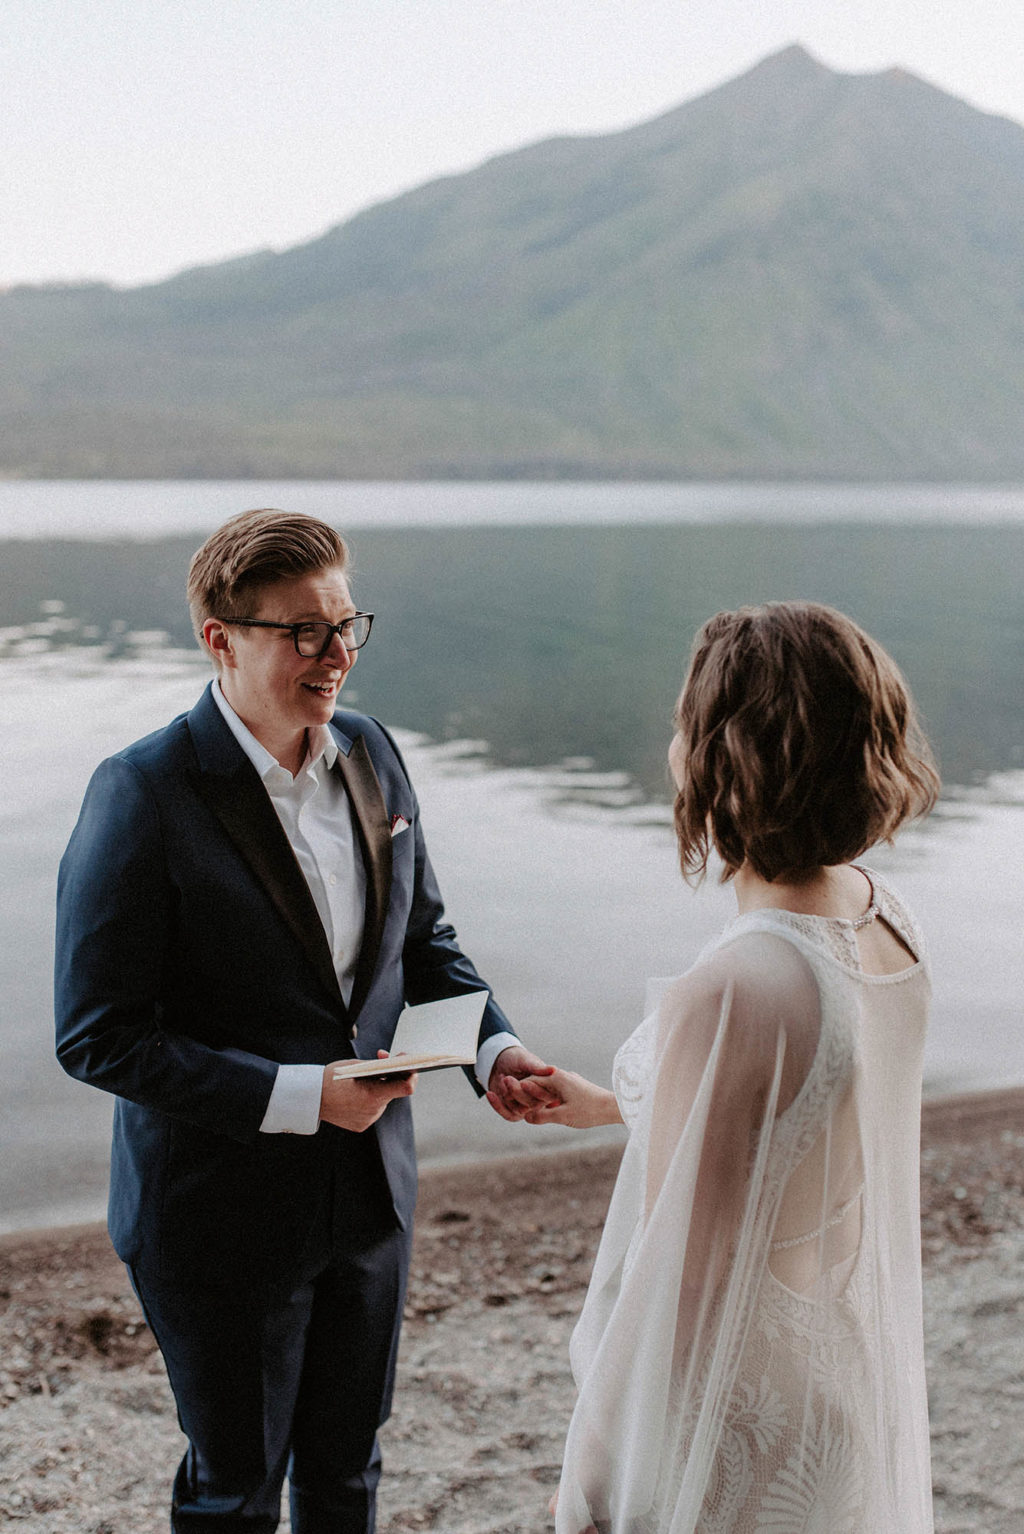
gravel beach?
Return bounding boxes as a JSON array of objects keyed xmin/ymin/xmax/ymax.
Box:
[{"xmin": 2, "ymin": 1088, "xmax": 1023, "ymax": 1533}]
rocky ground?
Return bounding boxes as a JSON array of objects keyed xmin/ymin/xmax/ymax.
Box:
[{"xmin": 2, "ymin": 1090, "xmax": 1023, "ymax": 1533}]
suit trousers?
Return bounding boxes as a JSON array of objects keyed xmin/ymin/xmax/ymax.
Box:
[{"xmin": 129, "ymin": 1212, "xmax": 413, "ymax": 1534}]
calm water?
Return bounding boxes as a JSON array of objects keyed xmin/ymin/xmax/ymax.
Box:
[{"xmin": 2, "ymin": 481, "xmax": 1023, "ymax": 1231}]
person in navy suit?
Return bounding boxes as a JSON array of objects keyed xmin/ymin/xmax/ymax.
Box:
[{"xmin": 55, "ymin": 508, "xmax": 554, "ymax": 1533}]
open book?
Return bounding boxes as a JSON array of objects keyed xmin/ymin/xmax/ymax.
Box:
[{"xmin": 331, "ymin": 990, "xmax": 488, "ymax": 1080}]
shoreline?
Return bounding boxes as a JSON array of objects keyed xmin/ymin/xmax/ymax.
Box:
[
  {"xmin": 2, "ymin": 1086, "xmax": 1024, "ymax": 1531},
  {"xmin": 4, "ymin": 1083, "xmax": 1022, "ymax": 1245},
  {"xmin": 919, "ymin": 1084, "xmax": 1024, "ymax": 1137}
]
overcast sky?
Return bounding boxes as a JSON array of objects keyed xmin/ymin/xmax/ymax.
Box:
[{"xmin": 4, "ymin": 0, "xmax": 1022, "ymax": 289}]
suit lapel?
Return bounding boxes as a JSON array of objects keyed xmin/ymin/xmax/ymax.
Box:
[
  {"xmin": 333, "ymin": 733, "xmax": 392, "ymax": 1020},
  {"xmin": 193, "ymin": 765, "xmax": 346, "ymax": 1011},
  {"xmin": 187, "ymin": 686, "xmax": 393, "ymax": 1024},
  {"xmin": 187, "ymin": 688, "xmax": 345, "ymax": 1011}
]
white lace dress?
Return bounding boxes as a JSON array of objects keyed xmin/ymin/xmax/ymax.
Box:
[{"xmin": 555, "ymin": 870, "xmax": 933, "ymax": 1533}]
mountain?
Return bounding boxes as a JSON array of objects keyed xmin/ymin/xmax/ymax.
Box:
[{"xmin": 4, "ymin": 44, "xmax": 1024, "ymax": 479}]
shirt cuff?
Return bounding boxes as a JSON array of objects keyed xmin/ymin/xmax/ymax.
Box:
[
  {"xmin": 475, "ymin": 1031, "xmax": 521, "ymax": 1092},
  {"xmin": 259, "ymin": 1063, "xmax": 325, "ymax": 1135}
]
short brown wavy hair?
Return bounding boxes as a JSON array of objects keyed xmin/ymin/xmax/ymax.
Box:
[
  {"xmin": 673, "ymin": 602, "xmax": 940, "ymax": 884},
  {"xmin": 187, "ymin": 508, "xmax": 349, "ymax": 642}
]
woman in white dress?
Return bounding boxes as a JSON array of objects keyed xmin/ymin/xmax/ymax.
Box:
[{"xmin": 508, "ymin": 602, "xmax": 940, "ymax": 1533}]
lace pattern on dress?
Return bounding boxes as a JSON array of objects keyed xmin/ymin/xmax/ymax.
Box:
[
  {"xmin": 743, "ymin": 865, "xmax": 926, "ymax": 977},
  {"xmin": 611, "ymin": 1008, "xmax": 659, "ymax": 1130}
]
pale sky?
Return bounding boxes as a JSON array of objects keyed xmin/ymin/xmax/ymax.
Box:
[{"xmin": 3, "ymin": 0, "xmax": 1023, "ymax": 289}]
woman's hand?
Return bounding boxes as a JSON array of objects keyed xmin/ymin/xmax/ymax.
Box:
[
  {"xmin": 547, "ymin": 1487, "xmax": 597, "ymax": 1533},
  {"xmin": 517, "ymin": 1067, "xmax": 623, "ymax": 1129}
]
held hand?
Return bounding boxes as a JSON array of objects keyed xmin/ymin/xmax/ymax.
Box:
[
  {"xmin": 485, "ymin": 1044, "xmax": 558, "ymax": 1121},
  {"xmin": 319, "ymin": 1052, "xmax": 417, "ymax": 1132},
  {"xmin": 520, "ymin": 1067, "xmax": 622, "ymax": 1130}
]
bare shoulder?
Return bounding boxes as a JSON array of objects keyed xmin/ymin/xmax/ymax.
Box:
[
  {"xmin": 662, "ymin": 930, "xmax": 820, "ymax": 1040},
  {"xmin": 654, "ymin": 933, "xmax": 822, "ymax": 1112},
  {"xmin": 654, "ymin": 959, "xmax": 736, "ymax": 1058},
  {"xmin": 699, "ymin": 925, "xmax": 816, "ymax": 990}
]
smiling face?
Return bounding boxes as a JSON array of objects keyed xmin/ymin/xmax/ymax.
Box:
[{"xmin": 203, "ymin": 565, "xmax": 358, "ymax": 771}]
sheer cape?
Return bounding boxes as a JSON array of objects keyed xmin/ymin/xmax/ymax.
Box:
[{"xmin": 556, "ymin": 871, "xmax": 933, "ymax": 1533}]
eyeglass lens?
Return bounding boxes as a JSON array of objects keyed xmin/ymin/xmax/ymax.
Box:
[{"xmin": 294, "ymin": 617, "xmax": 371, "ymax": 656}]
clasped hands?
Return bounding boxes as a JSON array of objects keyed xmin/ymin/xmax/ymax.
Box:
[
  {"xmin": 318, "ymin": 1044, "xmax": 618, "ymax": 1134},
  {"xmin": 489, "ymin": 1060, "xmax": 622, "ymax": 1129}
]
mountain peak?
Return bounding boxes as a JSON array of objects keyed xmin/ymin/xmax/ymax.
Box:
[
  {"xmin": 730, "ymin": 41, "xmax": 839, "ymax": 91},
  {"xmin": 756, "ymin": 42, "xmax": 832, "ymax": 73}
]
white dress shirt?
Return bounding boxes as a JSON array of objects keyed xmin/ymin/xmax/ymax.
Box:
[{"xmin": 211, "ymin": 682, "xmax": 516, "ymax": 1132}]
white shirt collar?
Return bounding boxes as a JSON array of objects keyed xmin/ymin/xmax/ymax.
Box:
[{"xmin": 211, "ymin": 678, "xmax": 340, "ymax": 782}]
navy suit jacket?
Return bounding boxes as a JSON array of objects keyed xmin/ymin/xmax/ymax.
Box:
[{"xmin": 55, "ymin": 684, "xmax": 512, "ymax": 1287}]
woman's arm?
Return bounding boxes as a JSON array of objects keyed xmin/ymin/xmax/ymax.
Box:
[{"xmin": 494, "ymin": 1066, "xmax": 623, "ymax": 1129}]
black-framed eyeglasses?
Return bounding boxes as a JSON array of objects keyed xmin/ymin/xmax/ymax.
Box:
[{"xmin": 215, "ymin": 614, "xmax": 374, "ymax": 658}]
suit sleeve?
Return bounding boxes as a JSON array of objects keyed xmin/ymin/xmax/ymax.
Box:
[{"xmin": 55, "ymin": 756, "xmax": 278, "ymax": 1142}]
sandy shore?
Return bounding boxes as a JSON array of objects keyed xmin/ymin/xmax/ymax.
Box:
[{"xmin": 2, "ymin": 1089, "xmax": 1024, "ymax": 1532}]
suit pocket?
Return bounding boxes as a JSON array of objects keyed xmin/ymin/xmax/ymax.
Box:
[{"xmin": 157, "ymin": 1122, "xmax": 328, "ymax": 1285}]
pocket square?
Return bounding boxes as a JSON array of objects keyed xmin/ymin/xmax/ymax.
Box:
[{"xmin": 390, "ymin": 813, "xmax": 410, "ymax": 837}]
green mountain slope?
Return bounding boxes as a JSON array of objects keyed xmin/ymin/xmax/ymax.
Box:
[{"xmin": 3, "ymin": 44, "xmax": 1024, "ymax": 478}]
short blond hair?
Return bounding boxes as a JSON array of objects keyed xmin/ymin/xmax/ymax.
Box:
[
  {"xmin": 673, "ymin": 602, "xmax": 940, "ymax": 884},
  {"xmin": 187, "ymin": 508, "xmax": 349, "ymax": 641}
]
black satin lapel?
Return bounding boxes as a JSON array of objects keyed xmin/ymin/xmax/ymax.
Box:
[
  {"xmin": 333, "ymin": 735, "xmax": 392, "ymax": 1018},
  {"xmin": 192, "ymin": 766, "xmax": 344, "ymax": 1010}
]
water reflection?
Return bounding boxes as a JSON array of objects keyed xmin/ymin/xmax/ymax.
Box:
[
  {"xmin": 0, "ymin": 600, "xmax": 178, "ymax": 662},
  {"xmin": 1, "ymin": 523, "xmax": 1022, "ymax": 795}
]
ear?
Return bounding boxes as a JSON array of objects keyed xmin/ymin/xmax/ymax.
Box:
[{"xmin": 202, "ymin": 617, "xmax": 235, "ymax": 669}]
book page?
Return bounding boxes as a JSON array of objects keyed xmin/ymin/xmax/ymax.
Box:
[{"xmin": 332, "ymin": 990, "xmax": 489, "ymax": 1079}]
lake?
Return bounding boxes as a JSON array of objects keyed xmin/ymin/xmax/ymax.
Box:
[{"xmin": 2, "ymin": 480, "xmax": 1022, "ymax": 1232}]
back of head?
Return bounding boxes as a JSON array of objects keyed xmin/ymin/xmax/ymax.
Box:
[
  {"xmin": 187, "ymin": 508, "xmax": 349, "ymax": 642},
  {"xmin": 673, "ymin": 601, "xmax": 940, "ymax": 883}
]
